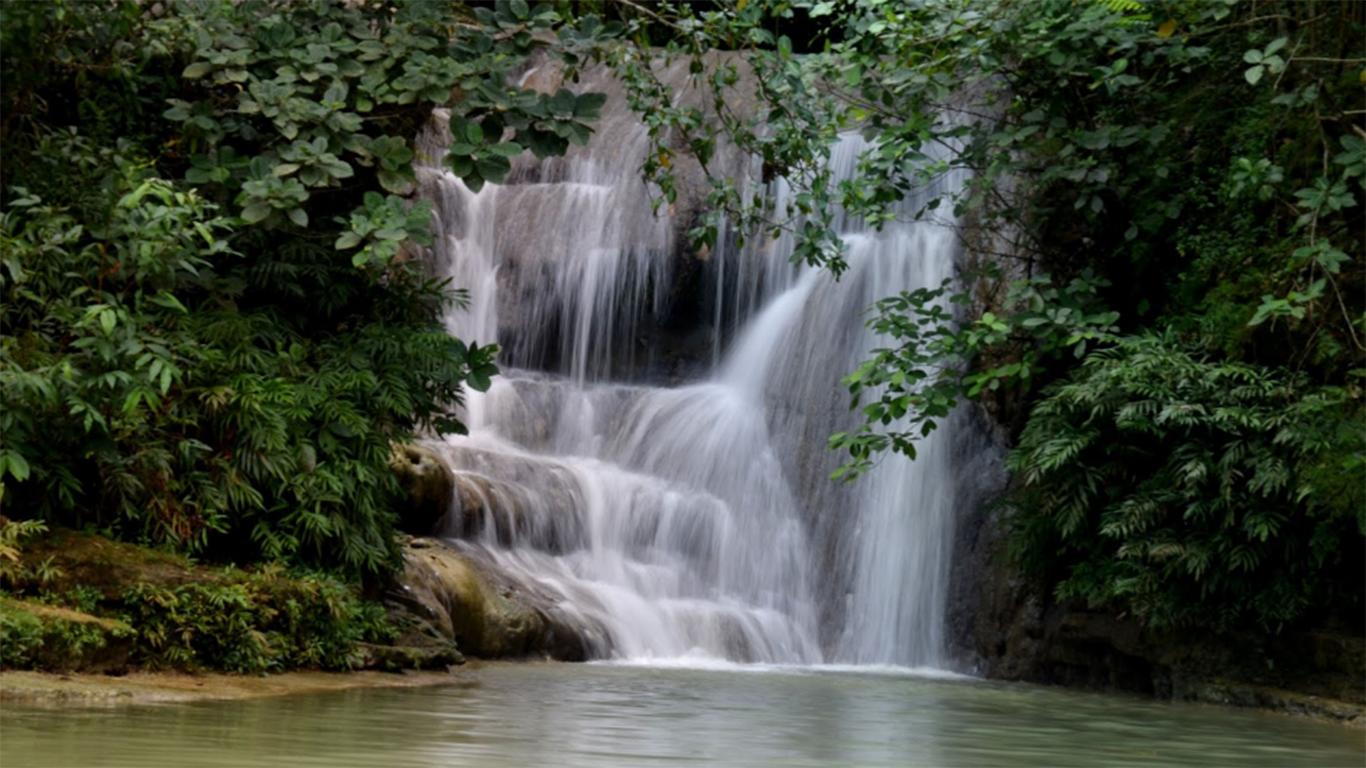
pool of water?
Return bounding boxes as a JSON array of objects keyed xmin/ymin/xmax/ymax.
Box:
[{"xmin": 3, "ymin": 662, "xmax": 1361, "ymax": 767}]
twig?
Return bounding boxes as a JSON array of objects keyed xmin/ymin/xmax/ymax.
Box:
[{"xmin": 614, "ymin": 0, "xmax": 685, "ymax": 32}]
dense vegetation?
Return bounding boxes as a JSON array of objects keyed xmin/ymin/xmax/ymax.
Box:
[
  {"xmin": 0, "ymin": 0, "xmax": 624, "ymax": 671},
  {"xmin": 0, "ymin": 1, "xmax": 615, "ymax": 582},
  {"xmin": 1, "ymin": 524, "xmax": 394, "ymax": 672},
  {"xmin": 626, "ymin": 0, "xmax": 1364, "ymax": 634},
  {"xmin": 0, "ymin": 0, "xmax": 1360, "ymax": 670}
]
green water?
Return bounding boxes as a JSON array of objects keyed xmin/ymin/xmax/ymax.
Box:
[{"xmin": 2, "ymin": 663, "xmax": 1361, "ymax": 767}]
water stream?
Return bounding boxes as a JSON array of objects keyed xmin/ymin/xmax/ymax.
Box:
[{"xmin": 415, "ymin": 64, "xmax": 978, "ymax": 667}]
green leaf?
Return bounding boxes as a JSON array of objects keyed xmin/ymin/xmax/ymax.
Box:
[
  {"xmin": 377, "ymin": 168, "xmax": 412, "ymax": 193},
  {"xmin": 241, "ymin": 204, "xmax": 271, "ymax": 223},
  {"xmin": 448, "ymin": 155, "xmax": 474, "ymax": 176},
  {"xmin": 150, "ymin": 292, "xmax": 189, "ymax": 314},
  {"xmin": 122, "ymin": 388, "xmax": 145, "ymax": 414},
  {"xmin": 549, "ymin": 88, "xmax": 576, "ymax": 116},
  {"xmin": 182, "ymin": 61, "xmax": 213, "ymax": 79},
  {"xmin": 475, "ymin": 156, "xmax": 510, "ymax": 184},
  {"xmin": 287, "ymin": 207, "xmax": 309, "ymax": 227},
  {"xmin": 1, "ymin": 451, "xmax": 31, "ymax": 482},
  {"xmin": 488, "ymin": 142, "xmax": 524, "ymax": 158},
  {"xmin": 573, "ymin": 92, "xmax": 607, "ymax": 119}
]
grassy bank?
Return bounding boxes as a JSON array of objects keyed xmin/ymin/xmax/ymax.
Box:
[{"xmin": 0, "ymin": 527, "xmax": 453, "ymax": 675}]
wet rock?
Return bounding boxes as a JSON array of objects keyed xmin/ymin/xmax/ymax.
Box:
[
  {"xmin": 388, "ymin": 537, "xmax": 601, "ymax": 660},
  {"xmin": 1172, "ymin": 679, "xmax": 1364, "ymax": 727},
  {"xmin": 440, "ymin": 465, "xmax": 586, "ymax": 554},
  {"xmin": 391, "ymin": 443, "xmax": 454, "ymax": 536},
  {"xmin": 957, "ymin": 506, "xmax": 1366, "ymax": 722},
  {"xmin": 360, "ymin": 641, "xmax": 462, "ymax": 672}
]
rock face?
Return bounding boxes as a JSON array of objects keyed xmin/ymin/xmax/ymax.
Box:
[
  {"xmin": 387, "ymin": 537, "xmax": 597, "ymax": 660},
  {"xmin": 949, "ymin": 485, "xmax": 1366, "ymax": 725}
]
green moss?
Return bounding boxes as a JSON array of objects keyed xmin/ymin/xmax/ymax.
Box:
[
  {"xmin": 4, "ymin": 530, "xmax": 394, "ymax": 673},
  {"xmin": 0, "ymin": 596, "xmax": 133, "ymax": 671},
  {"xmin": 16, "ymin": 529, "xmax": 210, "ymax": 597}
]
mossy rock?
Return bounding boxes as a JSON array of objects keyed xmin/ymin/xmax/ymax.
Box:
[
  {"xmin": 359, "ymin": 641, "xmax": 463, "ymax": 672},
  {"xmin": 8, "ymin": 530, "xmax": 402, "ymax": 674},
  {"xmin": 0, "ymin": 596, "xmax": 134, "ymax": 672},
  {"xmin": 391, "ymin": 443, "xmax": 455, "ymax": 536},
  {"xmin": 391, "ymin": 537, "xmax": 599, "ymax": 660},
  {"xmin": 17, "ymin": 529, "xmax": 210, "ymax": 598}
]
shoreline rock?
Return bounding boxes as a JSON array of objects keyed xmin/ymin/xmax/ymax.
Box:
[
  {"xmin": 390, "ymin": 536, "xmax": 603, "ymax": 661},
  {"xmin": 949, "ymin": 490, "xmax": 1366, "ymax": 729}
]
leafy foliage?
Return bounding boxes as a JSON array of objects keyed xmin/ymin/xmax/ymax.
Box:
[
  {"xmin": 1010, "ymin": 334, "xmax": 1363, "ymax": 630},
  {"xmin": 0, "ymin": 528, "xmax": 394, "ymax": 672},
  {"xmin": 0, "ymin": 596, "xmax": 132, "ymax": 671},
  {"xmin": 1, "ymin": 559, "xmax": 390, "ymax": 673},
  {"xmin": 120, "ymin": 569, "xmax": 393, "ymax": 673},
  {"xmin": 613, "ymin": 0, "xmax": 1364, "ymax": 632},
  {"xmin": 832, "ymin": 270, "xmax": 1120, "ymax": 476},
  {"xmin": 0, "ymin": 1, "xmax": 619, "ymax": 579},
  {"xmin": 0, "ymin": 518, "xmax": 56, "ymax": 590}
]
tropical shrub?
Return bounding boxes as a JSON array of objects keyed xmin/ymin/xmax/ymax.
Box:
[
  {"xmin": 1010, "ymin": 334, "xmax": 1363, "ymax": 630},
  {"xmin": 0, "ymin": 596, "xmax": 133, "ymax": 670},
  {"xmin": 0, "ymin": 1, "xmax": 618, "ymax": 578},
  {"xmin": 0, "ymin": 518, "xmax": 50, "ymax": 586},
  {"xmin": 0, "ymin": 528, "xmax": 391, "ymax": 673},
  {"xmin": 120, "ymin": 569, "xmax": 393, "ymax": 673}
]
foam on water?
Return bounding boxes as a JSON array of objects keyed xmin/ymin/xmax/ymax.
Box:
[{"xmin": 594, "ymin": 656, "xmax": 977, "ymax": 682}]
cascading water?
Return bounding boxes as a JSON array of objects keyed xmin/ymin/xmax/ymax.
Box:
[{"xmin": 415, "ymin": 62, "xmax": 967, "ymax": 668}]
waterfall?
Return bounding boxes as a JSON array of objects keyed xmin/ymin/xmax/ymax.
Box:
[{"xmin": 415, "ymin": 62, "xmax": 966, "ymax": 667}]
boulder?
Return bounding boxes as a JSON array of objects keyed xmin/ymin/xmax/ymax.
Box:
[
  {"xmin": 387, "ymin": 537, "xmax": 602, "ymax": 660},
  {"xmin": 391, "ymin": 443, "xmax": 455, "ymax": 536}
]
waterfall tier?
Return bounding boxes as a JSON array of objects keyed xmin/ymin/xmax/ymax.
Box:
[{"xmin": 417, "ymin": 61, "xmax": 966, "ymax": 667}]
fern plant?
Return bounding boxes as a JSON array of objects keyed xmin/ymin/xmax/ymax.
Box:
[{"xmin": 1010, "ymin": 333, "xmax": 1364, "ymax": 631}]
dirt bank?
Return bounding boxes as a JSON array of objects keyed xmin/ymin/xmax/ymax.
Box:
[{"xmin": 0, "ymin": 668, "xmax": 465, "ymax": 707}]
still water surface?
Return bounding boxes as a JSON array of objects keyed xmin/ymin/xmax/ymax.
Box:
[{"xmin": 3, "ymin": 662, "xmax": 1362, "ymax": 767}]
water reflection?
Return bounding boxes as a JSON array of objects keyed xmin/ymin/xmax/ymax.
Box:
[{"xmin": 3, "ymin": 664, "xmax": 1361, "ymax": 768}]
